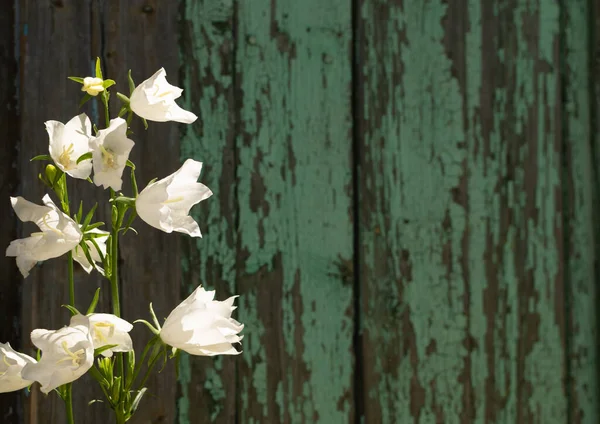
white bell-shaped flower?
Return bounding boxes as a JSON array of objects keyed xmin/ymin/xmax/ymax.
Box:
[
  {"xmin": 21, "ymin": 315, "xmax": 94, "ymax": 394},
  {"xmin": 130, "ymin": 68, "xmax": 197, "ymax": 124},
  {"xmin": 0, "ymin": 343, "xmax": 36, "ymax": 393},
  {"xmin": 135, "ymin": 159, "xmax": 212, "ymax": 237},
  {"xmin": 6, "ymin": 195, "xmax": 83, "ymax": 278},
  {"xmin": 90, "ymin": 117, "xmax": 134, "ymax": 191},
  {"xmin": 88, "ymin": 313, "xmax": 133, "ymax": 357},
  {"xmin": 46, "ymin": 114, "xmax": 93, "ymax": 180},
  {"xmin": 160, "ymin": 286, "xmax": 243, "ymax": 356}
]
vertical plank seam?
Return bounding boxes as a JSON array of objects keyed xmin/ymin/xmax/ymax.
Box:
[
  {"xmin": 587, "ymin": 0, "xmax": 600, "ymax": 416},
  {"xmin": 351, "ymin": 0, "xmax": 364, "ymax": 422},
  {"xmin": 232, "ymin": 1, "xmax": 241, "ymax": 422},
  {"xmin": 558, "ymin": 1, "xmax": 572, "ymax": 423}
]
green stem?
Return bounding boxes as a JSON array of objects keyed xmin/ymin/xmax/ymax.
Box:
[
  {"xmin": 110, "ymin": 226, "xmax": 121, "ymax": 317},
  {"xmin": 64, "ymin": 384, "xmax": 74, "ymax": 424},
  {"xmin": 103, "ymin": 92, "xmax": 110, "ymax": 128},
  {"xmin": 67, "ymin": 251, "xmax": 75, "ymax": 307}
]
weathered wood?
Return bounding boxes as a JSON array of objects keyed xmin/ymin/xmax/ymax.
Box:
[
  {"xmin": 358, "ymin": 0, "xmax": 570, "ymax": 422},
  {"xmin": 563, "ymin": 0, "xmax": 599, "ymax": 422},
  {"xmin": 17, "ymin": 1, "xmax": 112, "ymax": 422},
  {"xmin": 235, "ymin": 1, "xmax": 355, "ymax": 422},
  {"xmin": 101, "ymin": 1, "xmax": 183, "ymax": 423},
  {"xmin": 0, "ymin": 2, "xmax": 22, "ymax": 423},
  {"xmin": 177, "ymin": 1, "xmax": 238, "ymax": 423}
]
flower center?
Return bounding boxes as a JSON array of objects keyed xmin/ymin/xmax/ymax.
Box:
[
  {"xmin": 41, "ymin": 213, "xmax": 64, "ymax": 236},
  {"xmin": 58, "ymin": 143, "xmax": 75, "ymax": 170},
  {"xmin": 162, "ymin": 196, "xmax": 184, "ymax": 205},
  {"xmin": 92, "ymin": 322, "xmax": 115, "ymax": 343},
  {"xmin": 100, "ymin": 145, "xmax": 117, "ymax": 170},
  {"xmin": 56, "ymin": 341, "xmax": 86, "ymax": 367},
  {"xmin": 152, "ymin": 85, "xmax": 173, "ymax": 99}
]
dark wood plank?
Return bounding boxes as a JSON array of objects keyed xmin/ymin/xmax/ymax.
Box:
[
  {"xmin": 235, "ymin": 1, "xmax": 355, "ymax": 422},
  {"xmin": 102, "ymin": 1, "xmax": 182, "ymax": 422},
  {"xmin": 177, "ymin": 1, "xmax": 238, "ymax": 422},
  {"xmin": 0, "ymin": 2, "xmax": 22, "ymax": 422},
  {"xmin": 17, "ymin": 1, "xmax": 112, "ymax": 422},
  {"xmin": 562, "ymin": 0, "xmax": 599, "ymax": 422},
  {"xmin": 358, "ymin": 0, "xmax": 569, "ymax": 422}
]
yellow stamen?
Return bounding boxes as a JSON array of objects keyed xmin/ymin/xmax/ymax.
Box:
[
  {"xmin": 58, "ymin": 143, "xmax": 75, "ymax": 170},
  {"xmin": 56, "ymin": 341, "xmax": 85, "ymax": 367},
  {"xmin": 42, "ymin": 214, "xmax": 63, "ymax": 236},
  {"xmin": 162, "ymin": 196, "xmax": 184, "ymax": 205},
  {"xmin": 100, "ymin": 145, "xmax": 117, "ymax": 170},
  {"xmin": 92, "ymin": 322, "xmax": 115, "ymax": 343}
]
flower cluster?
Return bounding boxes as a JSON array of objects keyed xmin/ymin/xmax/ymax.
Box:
[{"xmin": 2, "ymin": 61, "xmax": 243, "ymax": 422}]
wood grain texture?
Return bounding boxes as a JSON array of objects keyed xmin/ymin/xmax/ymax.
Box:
[
  {"xmin": 178, "ymin": 0, "xmax": 238, "ymax": 423},
  {"xmin": 101, "ymin": 1, "xmax": 182, "ymax": 423},
  {"xmin": 563, "ymin": 0, "xmax": 599, "ymax": 422},
  {"xmin": 17, "ymin": 1, "xmax": 112, "ymax": 422},
  {"xmin": 235, "ymin": 0, "xmax": 355, "ymax": 422},
  {"xmin": 358, "ymin": 0, "xmax": 572, "ymax": 422},
  {"xmin": 0, "ymin": 2, "xmax": 21, "ymax": 423}
]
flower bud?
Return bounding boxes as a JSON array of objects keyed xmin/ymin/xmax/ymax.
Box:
[
  {"xmin": 82, "ymin": 77, "xmax": 105, "ymax": 96},
  {"xmin": 45, "ymin": 164, "xmax": 58, "ymax": 184}
]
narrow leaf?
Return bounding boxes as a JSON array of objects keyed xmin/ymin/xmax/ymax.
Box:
[
  {"xmin": 76, "ymin": 201, "xmax": 84, "ymax": 223},
  {"xmin": 79, "ymin": 93, "xmax": 92, "ymax": 108},
  {"xmin": 116, "ymin": 92, "xmax": 130, "ymax": 104},
  {"xmin": 84, "ymin": 222, "xmax": 106, "ymax": 232},
  {"xmin": 95, "ymin": 57, "xmax": 103, "ymax": 79},
  {"xmin": 68, "ymin": 76, "xmax": 84, "ymax": 83},
  {"xmin": 126, "ymin": 160, "xmax": 136, "ymax": 170},
  {"xmin": 94, "ymin": 344, "xmax": 118, "ymax": 357},
  {"xmin": 82, "ymin": 203, "xmax": 99, "ymax": 229},
  {"xmin": 30, "ymin": 154, "xmax": 51, "ymax": 162},
  {"xmin": 129, "ymin": 388, "xmax": 147, "ymax": 414},
  {"xmin": 127, "ymin": 70, "xmax": 135, "ymax": 94},
  {"xmin": 86, "ymin": 288, "xmax": 101, "ymax": 315},
  {"xmin": 76, "ymin": 152, "xmax": 93, "ymax": 164},
  {"xmin": 62, "ymin": 304, "xmax": 81, "ymax": 316},
  {"xmin": 103, "ymin": 79, "xmax": 116, "ymax": 89}
]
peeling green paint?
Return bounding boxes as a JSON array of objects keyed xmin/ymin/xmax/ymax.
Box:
[{"xmin": 236, "ymin": 0, "xmax": 354, "ymax": 422}]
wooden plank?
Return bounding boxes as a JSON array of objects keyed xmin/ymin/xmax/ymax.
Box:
[
  {"xmin": 358, "ymin": 0, "xmax": 567, "ymax": 422},
  {"xmin": 235, "ymin": 1, "xmax": 355, "ymax": 422},
  {"xmin": 562, "ymin": 0, "xmax": 599, "ymax": 422},
  {"xmin": 101, "ymin": 1, "xmax": 182, "ymax": 423},
  {"xmin": 0, "ymin": 2, "xmax": 22, "ymax": 423},
  {"xmin": 177, "ymin": 1, "xmax": 238, "ymax": 423},
  {"xmin": 17, "ymin": 1, "xmax": 112, "ymax": 423}
]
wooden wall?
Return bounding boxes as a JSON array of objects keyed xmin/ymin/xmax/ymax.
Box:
[{"xmin": 0, "ymin": 0, "xmax": 598, "ymax": 423}]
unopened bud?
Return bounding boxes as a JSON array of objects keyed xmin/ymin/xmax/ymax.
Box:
[{"xmin": 82, "ymin": 77, "xmax": 105, "ymax": 96}]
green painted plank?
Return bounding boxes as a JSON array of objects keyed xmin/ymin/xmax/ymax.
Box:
[
  {"xmin": 563, "ymin": 0, "xmax": 600, "ymax": 423},
  {"xmin": 359, "ymin": 0, "xmax": 568, "ymax": 422},
  {"xmin": 235, "ymin": 1, "xmax": 354, "ymax": 422},
  {"xmin": 178, "ymin": 0, "xmax": 238, "ymax": 422}
]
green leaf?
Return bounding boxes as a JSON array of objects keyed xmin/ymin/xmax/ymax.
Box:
[
  {"xmin": 82, "ymin": 203, "xmax": 99, "ymax": 229},
  {"xmin": 133, "ymin": 319, "xmax": 160, "ymax": 335},
  {"xmin": 126, "ymin": 350, "xmax": 136, "ymax": 388},
  {"xmin": 84, "ymin": 222, "xmax": 106, "ymax": 232},
  {"xmin": 77, "ymin": 242, "xmax": 98, "ymax": 273},
  {"xmin": 88, "ymin": 237, "xmax": 106, "ymax": 268},
  {"xmin": 118, "ymin": 105, "xmax": 128, "ymax": 118},
  {"xmin": 94, "ymin": 344, "xmax": 118, "ymax": 357},
  {"xmin": 76, "ymin": 152, "xmax": 93, "ymax": 164},
  {"xmin": 149, "ymin": 302, "xmax": 161, "ymax": 331},
  {"xmin": 86, "ymin": 288, "xmax": 101, "ymax": 315},
  {"xmin": 142, "ymin": 117, "xmax": 148, "ymax": 130},
  {"xmin": 75, "ymin": 201, "xmax": 83, "ymax": 223},
  {"xmin": 62, "ymin": 304, "xmax": 81, "ymax": 316},
  {"xmin": 79, "ymin": 93, "xmax": 92, "ymax": 108},
  {"xmin": 147, "ymin": 177, "xmax": 158, "ymax": 186},
  {"xmin": 68, "ymin": 76, "xmax": 84, "ymax": 83},
  {"xmin": 125, "ymin": 160, "xmax": 136, "ymax": 170},
  {"xmin": 128, "ymin": 69, "xmax": 136, "ymax": 94},
  {"xmin": 103, "ymin": 79, "xmax": 116, "ymax": 89},
  {"xmin": 129, "ymin": 388, "xmax": 147, "ymax": 414},
  {"xmin": 95, "ymin": 57, "xmax": 103, "ymax": 79},
  {"xmin": 116, "ymin": 92, "xmax": 130, "ymax": 105},
  {"xmin": 111, "ymin": 376, "xmax": 122, "ymax": 403},
  {"xmin": 122, "ymin": 209, "xmax": 138, "ymax": 235},
  {"xmin": 30, "ymin": 154, "xmax": 51, "ymax": 162}
]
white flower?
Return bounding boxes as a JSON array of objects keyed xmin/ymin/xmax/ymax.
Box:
[
  {"xmin": 46, "ymin": 114, "xmax": 93, "ymax": 179},
  {"xmin": 88, "ymin": 314, "xmax": 133, "ymax": 357},
  {"xmin": 90, "ymin": 117, "xmax": 134, "ymax": 191},
  {"xmin": 21, "ymin": 315, "xmax": 94, "ymax": 394},
  {"xmin": 135, "ymin": 159, "xmax": 212, "ymax": 237},
  {"xmin": 81, "ymin": 77, "xmax": 104, "ymax": 96},
  {"xmin": 72, "ymin": 228, "xmax": 109, "ymax": 275},
  {"xmin": 6, "ymin": 195, "xmax": 83, "ymax": 278},
  {"xmin": 130, "ymin": 68, "xmax": 197, "ymax": 124},
  {"xmin": 160, "ymin": 286, "xmax": 243, "ymax": 356},
  {"xmin": 0, "ymin": 343, "xmax": 36, "ymax": 393}
]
